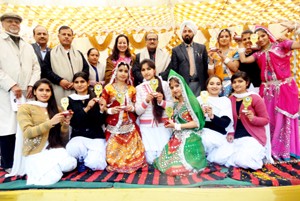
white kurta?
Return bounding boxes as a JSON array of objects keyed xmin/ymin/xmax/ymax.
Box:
[
  {"xmin": 135, "ymin": 79, "xmax": 173, "ymax": 164},
  {"xmin": 0, "ymin": 32, "xmax": 40, "ymax": 135},
  {"xmin": 197, "ymin": 96, "xmax": 234, "ymax": 154}
]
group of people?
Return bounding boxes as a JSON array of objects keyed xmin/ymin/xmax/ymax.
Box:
[{"xmin": 1, "ymin": 12, "xmax": 300, "ymax": 185}]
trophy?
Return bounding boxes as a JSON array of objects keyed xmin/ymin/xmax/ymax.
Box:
[
  {"xmin": 61, "ymin": 97, "xmax": 70, "ymax": 116},
  {"xmin": 250, "ymin": 33, "xmax": 259, "ymax": 50},
  {"xmin": 209, "ymin": 37, "xmax": 218, "ymax": 52},
  {"xmin": 164, "ymin": 106, "xmax": 174, "ymax": 126},
  {"xmin": 200, "ymin": 91, "xmax": 209, "ymax": 117},
  {"xmin": 94, "ymin": 84, "xmax": 103, "ymax": 100},
  {"xmin": 242, "ymin": 96, "xmax": 252, "ymax": 113},
  {"xmin": 149, "ymin": 79, "xmax": 158, "ymax": 96},
  {"xmin": 233, "ymin": 25, "xmax": 243, "ymax": 40},
  {"xmin": 116, "ymin": 92, "xmax": 126, "ymax": 109}
]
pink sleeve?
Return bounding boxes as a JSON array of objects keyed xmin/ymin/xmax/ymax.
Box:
[
  {"xmin": 279, "ymin": 40, "xmax": 293, "ymax": 52},
  {"xmin": 252, "ymin": 52, "xmax": 258, "ymax": 61}
]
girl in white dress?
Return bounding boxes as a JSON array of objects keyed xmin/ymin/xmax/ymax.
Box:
[
  {"xmin": 135, "ymin": 59, "xmax": 173, "ymax": 164},
  {"xmin": 16, "ymin": 79, "xmax": 76, "ymax": 185},
  {"xmin": 197, "ymin": 75, "xmax": 234, "ymax": 158}
]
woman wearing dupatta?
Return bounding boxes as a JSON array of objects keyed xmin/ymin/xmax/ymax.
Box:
[
  {"xmin": 208, "ymin": 29, "xmax": 239, "ymax": 96},
  {"xmin": 154, "ymin": 70, "xmax": 207, "ymax": 177},
  {"xmin": 102, "ymin": 62, "xmax": 146, "ymax": 173},
  {"xmin": 239, "ymin": 25, "xmax": 300, "ymax": 161}
]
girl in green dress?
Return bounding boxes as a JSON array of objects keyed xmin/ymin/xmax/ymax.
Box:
[{"xmin": 154, "ymin": 70, "xmax": 207, "ymax": 176}]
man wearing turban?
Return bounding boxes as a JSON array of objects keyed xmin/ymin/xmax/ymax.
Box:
[{"xmin": 161, "ymin": 20, "xmax": 208, "ymax": 96}]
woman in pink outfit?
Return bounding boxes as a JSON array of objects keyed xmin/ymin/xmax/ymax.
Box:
[{"xmin": 239, "ymin": 25, "xmax": 300, "ymax": 161}]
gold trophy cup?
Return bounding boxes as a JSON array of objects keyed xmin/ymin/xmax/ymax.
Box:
[
  {"xmin": 94, "ymin": 84, "xmax": 103, "ymax": 100},
  {"xmin": 61, "ymin": 97, "xmax": 70, "ymax": 116},
  {"xmin": 209, "ymin": 37, "xmax": 218, "ymax": 52},
  {"xmin": 234, "ymin": 25, "xmax": 243, "ymax": 40},
  {"xmin": 242, "ymin": 96, "xmax": 252, "ymax": 113},
  {"xmin": 250, "ymin": 33, "xmax": 259, "ymax": 50},
  {"xmin": 200, "ymin": 91, "xmax": 209, "ymax": 117},
  {"xmin": 164, "ymin": 106, "xmax": 174, "ymax": 126}
]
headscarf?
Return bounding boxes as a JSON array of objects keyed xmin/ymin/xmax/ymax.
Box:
[
  {"xmin": 108, "ymin": 61, "xmax": 133, "ymax": 86},
  {"xmin": 180, "ymin": 20, "xmax": 198, "ymax": 36},
  {"xmin": 168, "ymin": 70, "xmax": 205, "ymax": 130},
  {"xmin": 254, "ymin": 25, "xmax": 276, "ymax": 43}
]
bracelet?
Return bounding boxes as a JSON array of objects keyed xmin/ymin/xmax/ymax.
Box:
[
  {"xmin": 238, "ymin": 48, "xmax": 246, "ymax": 53},
  {"xmin": 224, "ymin": 57, "xmax": 230, "ymax": 64},
  {"xmin": 174, "ymin": 123, "xmax": 181, "ymax": 131},
  {"xmin": 208, "ymin": 64, "xmax": 214, "ymax": 70}
]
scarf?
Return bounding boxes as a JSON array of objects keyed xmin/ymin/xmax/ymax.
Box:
[
  {"xmin": 50, "ymin": 44, "xmax": 83, "ymax": 102},
  {"xmin": 139, "ymin": 48, "xmax": 170, "ymax": 75},
  {"xmin": 168, "ymin": 70, "xmax": 205, "ymax": 130}
]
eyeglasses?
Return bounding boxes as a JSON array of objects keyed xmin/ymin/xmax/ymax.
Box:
[{"xmin": 146, "ymin": 38, "xmax": 158, "ymax": 41}]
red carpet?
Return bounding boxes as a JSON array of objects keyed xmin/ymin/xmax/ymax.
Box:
[{"xmin": 227, "ymin": 160, "xmax": 300, "ymax": 186}]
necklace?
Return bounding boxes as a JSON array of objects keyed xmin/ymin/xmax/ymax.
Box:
[
  {"xmin": 113, "ymin": 83, "xmax": 127, "ymax": 105},
  {"xmin": 262, "ymin": 43, "xmax": 272, "ymax": 52}
]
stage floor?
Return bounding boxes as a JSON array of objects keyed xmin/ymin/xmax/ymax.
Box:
[{"xmin": 0, "ymin": 185, "xmax": 300, "ymax": 201}]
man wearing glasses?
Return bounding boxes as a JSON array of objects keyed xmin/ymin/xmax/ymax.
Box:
[{"xmin": 132, "ymin": 31, "xmax": 170, "ymax": 86}]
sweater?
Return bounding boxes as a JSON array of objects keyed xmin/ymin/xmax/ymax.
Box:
[
  {"xmin": 17, "ymin": 104, "xmax": 69, "ymax": 156},
  {"xmin": 229, "ymin": 94, "xmax": 269, "ymax": 146},
  {"xmin": 135, "ymin": 80, "xmax": 173, "ymax": 127}
]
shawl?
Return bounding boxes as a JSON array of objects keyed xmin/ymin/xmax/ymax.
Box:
[
  {"xmin": 168, "ymin": 70, "xmax": 205, "ymax": 130},
  {"xmin": 139, "ymin": 48, "xmax": 170, "ymax": 75},
  {"xmin": 50, "ymin": 44, "xmax": 83, "ymax": 101}
]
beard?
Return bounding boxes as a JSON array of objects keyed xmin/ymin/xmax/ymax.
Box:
[{"xmin": 183, "ymin": 35, "xmax": 194, "ymax": 44}]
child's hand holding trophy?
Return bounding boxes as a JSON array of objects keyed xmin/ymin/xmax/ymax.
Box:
[
  {"xmin": 242, "ymin": 96, "xmax": 252, "ymax": 113},
  {"xmin": 164, "ymin": 106, "xmax": 174, "ymax": 127},
  {"xmin": 94, "ymin": 84, "xmax": 103, "ymax": 100},
  {"xmin": 61, "ymin": 97, "xmax": 72, "ymax": 117},
  {"xmin": 200, "ymin": 91, "xmax": 209, "ymax": 117},
  {"xmin": 250, "ymin": 33, "xmax": 259, "ymax": 50},
  {"xmin": 233, "ymin": 25, "xmax": 243, "ymax": 41}
]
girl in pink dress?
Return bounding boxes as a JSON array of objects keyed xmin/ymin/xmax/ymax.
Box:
[{"xmin": 238, "ymin": 25, "xmax": 300, "ymax": 161}]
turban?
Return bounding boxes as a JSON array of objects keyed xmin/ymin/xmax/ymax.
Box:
[{"xmin": 180, "ymin": 20, "xmax": 198, "ymax": 35}]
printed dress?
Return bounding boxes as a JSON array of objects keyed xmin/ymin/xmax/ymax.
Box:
[
  {"xmin": 102, "ymin": 84, "xmax": 146, "ymax": 173},
  {"xmin": 253, "ymin": 39, "xmax": 300, "ymax": 160},
  {"xmin": 154, "ymin": 102, "xmax": 206, "ymax": 176}
]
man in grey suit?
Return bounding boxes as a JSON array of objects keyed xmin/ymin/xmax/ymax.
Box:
[
  {"xmin": 32, "ymin": 25, "xmax": 51, "ymax": 68},
  {"xmin": 161, "ymin": 20, "xmax": 208, "ymax": 96}
]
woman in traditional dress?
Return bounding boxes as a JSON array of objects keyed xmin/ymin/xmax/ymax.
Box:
[
  {"xmin": 104, "ymin": 34, "xmax": 135, "ymax": 84},
  {"xmin": 208, "ymin": 28, "xmax": 239, "ymax": 96},
  {"xmin": 238, "ymin": 25, "xmax": 300, "ymax": 160},
  {"xmin": 153, "ymin": 70, "xmax": 207, "ymax": 177},
  {"xmin": 135, "ymin": 59, "xmax": 173, "ymax": 164},
  {"xmin": 209, "ymin": 72, "xmax": 269, "ymax": 170},
  {"xmin": 102, "ymin": 61, "xmax": 146, "ymax": 173},
  {"xmin": 17, "ymin": 79, "xmax": 76, "ymax": 185},
  {"xmin": 66, "ymin": 72, "xmax": 107, "ymax": 171},
  {"xmin": 87, "ymin": 48, "xmax": 105, "ymax": 86},
  {"xmin": 196, "ymin": 75, "xmax": 234, "ymax": 158}
]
